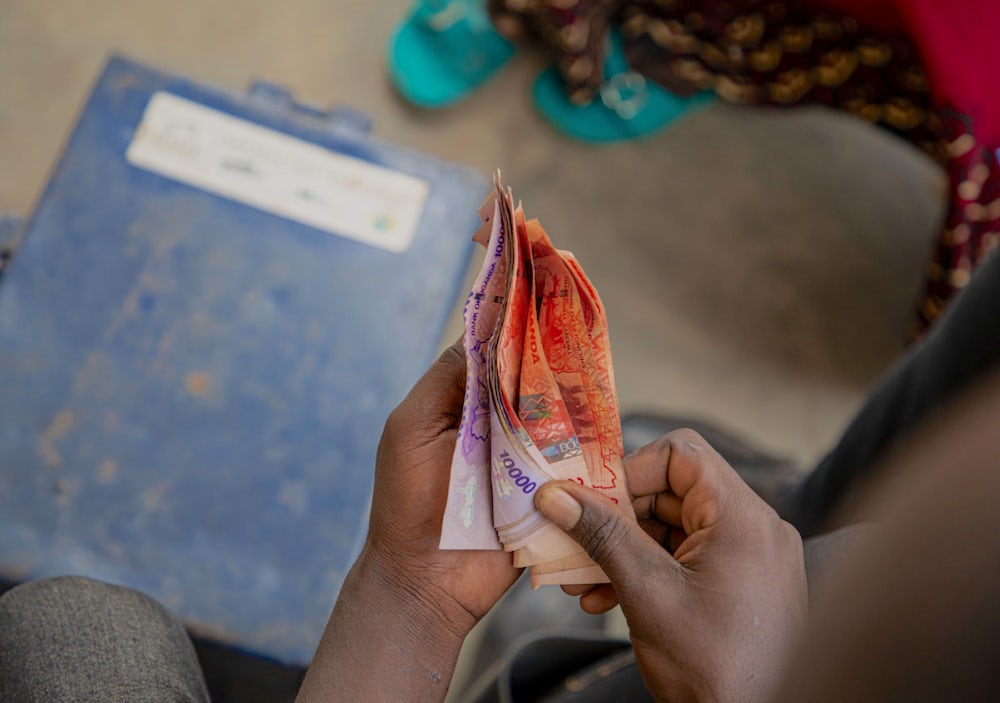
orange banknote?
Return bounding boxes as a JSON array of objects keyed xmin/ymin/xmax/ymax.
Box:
[{"xmin": 441, "ymin": 173, "xmax": 633, "ymax": 586}]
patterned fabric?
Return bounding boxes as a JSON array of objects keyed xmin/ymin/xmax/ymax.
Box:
[
  {"xmin": 490, "ymin": 0, "xmax": 1000, "ymax": 332},
  {"xmin": 926, "ymin": 115, "xmax": 1000, "ymax": 327},
  {"xmin": 489, "ymin": 0, "xmax": 626, "ymax": 104}
]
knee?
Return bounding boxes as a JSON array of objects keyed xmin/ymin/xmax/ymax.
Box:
[
  {"xmin": 0, "ymin": 576, "xmax": 208, "ymax": 701},
  {"xmin": 0, "ymin": 574, "xmax": 168, "ymax": 626},
  {"xmin": 2, "ymin": 574, "xmax": 126, "ymax": 603}
]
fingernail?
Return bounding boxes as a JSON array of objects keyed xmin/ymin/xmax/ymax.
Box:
[{"xmin": 537, "ymin": 485, "xmax": 583, "ymax": 530}]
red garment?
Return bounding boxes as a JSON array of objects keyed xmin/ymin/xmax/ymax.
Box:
[
  {"xmin": 818, "ymin": 0, "xmax": 1000, "ymax": 145},
  {"xmin": 899, "ymin": 0, "xmax": 1000, "ymax": 146}
]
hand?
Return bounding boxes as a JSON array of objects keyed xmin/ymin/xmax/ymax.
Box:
[
  {"xmin": 298, "ymin": 343, "xmax": 521, "ymax": 702},
  {"xmin": 534, "ymin": 429, "xmax": 807, "ymax": 703},
  {"xmin": 362, "ymin": 341, "xmax": 522, "ymax": 633}
]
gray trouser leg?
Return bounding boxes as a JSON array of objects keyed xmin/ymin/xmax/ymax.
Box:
[
  {"xmin": 0, "ymin": 576, "xmax": 210, "ymax": 703},
  {"xmin": 784, "ymin": 248, "xmax": 1000, "ymax": 537}
]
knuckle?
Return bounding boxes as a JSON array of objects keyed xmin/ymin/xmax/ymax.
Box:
[
  {"xmin": 648, "ymin": 433, "xmax": 673, "ymax": 459},
  {"xmin": 382, "ymin": 403, "xmax": 410, "ymax": 446},
  {"xmin": 779, "ymin": 519, "xmax": 803, "ymax": 547},
  {"xmin": 384, "ymin": 405, "xmax": 404, "ymax": 434},
  {"xmin": 665, "ymin": 428, "xmax": 708, "ymax": 453},
  {"xmin": 758, "ymin": 517, "xmax": 802, "ymax": 559},
  {"xmin": 442, "ymin": 342, "xmax": 465, "ymax": 366}
]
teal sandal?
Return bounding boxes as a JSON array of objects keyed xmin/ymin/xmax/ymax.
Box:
[
  {"xmin": 388, "ymin": 0, "xmax": 515, "ymax": 109},
  {"xmin": 533, "ymin": 30, "xmax": 714, "ymax": 143}
]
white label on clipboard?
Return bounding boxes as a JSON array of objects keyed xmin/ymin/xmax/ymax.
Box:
[{"xmin": 127, "ymin": 91, "xmax": 428, "ymax": 253}]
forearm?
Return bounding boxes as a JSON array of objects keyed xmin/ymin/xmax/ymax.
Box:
[{"xmin": 296, "ymin": 551, "xmax": 468, "ymax": 703}]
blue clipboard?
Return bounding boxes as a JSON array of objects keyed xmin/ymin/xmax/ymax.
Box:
[{"xmin": 0, "ymin": 56, "xmax": 483, "ymax": 665}]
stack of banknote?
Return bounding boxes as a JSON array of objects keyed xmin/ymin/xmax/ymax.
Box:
[{"xmin": 440, "ymin": 173, "xmax": 632, "ymax": 587}]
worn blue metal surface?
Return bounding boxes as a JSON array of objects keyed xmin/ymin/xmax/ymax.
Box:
[
  {"xmin": 0, "ymin": 214, "xmax": 23, "ymax": 247},
  {"xmin": 0, "ymin": 57, "xmax": 481, "ymax": 665}
]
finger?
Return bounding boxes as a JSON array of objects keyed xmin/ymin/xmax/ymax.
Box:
[
  {"xmin": 627, "ymin": 429, "xmax": 754, "ymax": 535},
  {"xmin": 534, "ymin": 481, "xmax": 681, "ymax": 591},
  {"xmin": 423, "ymin": 341, "xmax": 466, "ymax": 400},
  {"xmin": 632, "ymin": 492, "xmax": 683, "ymax": 526},
  {"xmin": 579, "ymin": 584, "xmax": 619, "ymax": 614},
  {"xmin": 562, "ymin": 583, "xmax": 595, "ymax": 597},
  {"xmin": 625, "ymin": 429, "xmax": 726, "ymax": 497},
  {"xmin": 393, "ymin": 342, "xmax": 467, "ymax": 433}
]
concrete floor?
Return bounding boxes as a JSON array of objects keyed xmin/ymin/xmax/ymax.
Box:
[
  {"xmin": 0, "ymin": 0, "xmax": 945, "ymax": 465},
  {"xmin": 0, "ymin": 0, "xmax": 944, "ymax": 693}
]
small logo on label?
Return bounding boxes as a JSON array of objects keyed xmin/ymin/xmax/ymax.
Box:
[{"xmin": 373, "ymin": 214, "xmax": 395, "ymax": 232}]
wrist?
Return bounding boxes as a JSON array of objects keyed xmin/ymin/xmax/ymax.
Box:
[
  {"xmin": 296, "ymin": 549, "xmax": 471, "ymax": 702},
  {"xmin": 350, "ymin": 545, "xmax": 478, "ymax": 645}
]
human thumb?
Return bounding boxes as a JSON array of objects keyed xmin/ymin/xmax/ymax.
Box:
[{"xmin": 535, "ymin": 480, "xmax": 663, "ymax": 583}]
